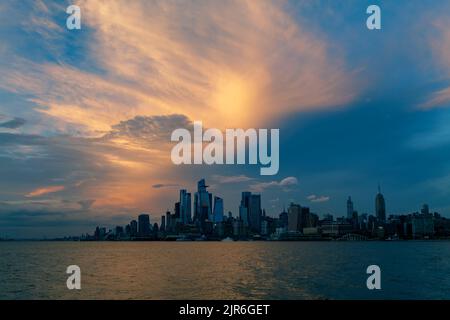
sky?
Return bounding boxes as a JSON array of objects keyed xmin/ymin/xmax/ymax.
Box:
[{"xmin": 1, "ymin": 0, "xmax": 450, "ymax": 238}]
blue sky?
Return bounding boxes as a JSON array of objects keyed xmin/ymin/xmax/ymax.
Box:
[{"xmin": 1, "ymin": 0, "xmax": 450, "ymax": 238}]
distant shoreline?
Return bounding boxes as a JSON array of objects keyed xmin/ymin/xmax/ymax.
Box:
[{"xmin": 2, "ymin": 238, "xmax": 450, "ymax": 242}]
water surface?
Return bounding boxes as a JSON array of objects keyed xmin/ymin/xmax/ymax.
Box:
[{"xmin": 1, "ymin": 241, "xmax": 449, "ymax": 299}]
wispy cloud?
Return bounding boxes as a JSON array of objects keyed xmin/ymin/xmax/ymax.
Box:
[
  {"xmin": 249, "ymin": 176, "xmax": 298, "ymax": 192},
  {"xmin": 421, "ymin": 87, "xmax": 450, "ymax": 109},
  {"xmin": 25, "ymin": 185, "xmax": 65, "ymax": 198},
  {"xmin": 152, "ymin": 183, "xmax": 180, "ymax": 189},
  {"xmin": 0, "ymin": 0, "xmax": 358, "ymax": 137},
  {"xmin": 421, "ymin": 18, "xmax": 450, "ymax": 109},
  {"xmin": 307, "ymin": 194, "xmax": 330, "ymax": 203}
]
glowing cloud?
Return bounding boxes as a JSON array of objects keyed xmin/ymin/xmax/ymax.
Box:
[
  {"xmin": 422, "ymin": 18, "xmax": 450, "ymax": 109},
  {"xmin": 26, "ymin": 185, "xmax": 65, "ymax": 198},
  {"xmin": 0, "ymin": 0, "xmax": 358, "ymax": 136}
]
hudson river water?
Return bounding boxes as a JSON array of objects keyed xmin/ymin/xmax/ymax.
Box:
[{"xmin": 1, "ymin": 241, "xmax": 449, "ymax": 299}]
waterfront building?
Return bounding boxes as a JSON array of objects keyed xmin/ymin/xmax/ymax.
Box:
[
  {"xmin": 130, "ymin": 220, "xmax": 138, "ymax": 237},
  {"xmin": 194, "ymin": 179, "xmax": 213, "ymax": 223},
  {"xmin": 412, "ymin": 213, "xmax": 434, "ymax": 239},
  {"xmin": 288, "ymin": 203, "xmax": 302, "ymax": 232},
  {"xmin": 180, "ymin": 189, "xmax": 192, "ymax": 224},
  {"xmin": 125, "ymin": 224, "xmax": 131, "ymax": 237},
  {"xmin": 239, "ymin": 205, "xmax": 249, "ymax": 227},
  {"xmin": 213, "ymin": 196, "xmax": 224, "ymax": 223},
  {"xmin": 115, "ymin": 226, "xmax": 124, "ymax": 238},
  {"xmin": 321, "ymin": 222, "xmax": 353, "ymax": 237},
  {"xmin": 160, "ymin": 215, "xmax": 166, "ymax": 231},
  {"xmin": 421, "ymin": 204, "xmax": 430, "ymax": 215},
  {"xmin": 248, "ymin": 194, "xmax": 262, "ymax": 233},
  {"xmin": 279, "ymin": 210, "xmax": 288, "ymax": 228},
  {"xmin": 138, "ymin": 214, "xmax": 151, "ymax": 237}
]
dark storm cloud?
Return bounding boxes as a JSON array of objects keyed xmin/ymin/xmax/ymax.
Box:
[{"xmin": 104, "ymin": 114, "xmax": 192, "ymax": 147}]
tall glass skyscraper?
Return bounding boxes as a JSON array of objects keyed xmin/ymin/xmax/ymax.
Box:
[
  {"xmin": 238, "ymin": 192, "xmax": 262, "ymax": 232},
  {"xmin": 179, "ymin": 189, "xmax": 192, "ymax": 224},
  {"xmin": 130, "ymin": 219, "xmax": 138, "ymax": 237},
  {"xmin": 213, "ymin": 196, "xmax": 224, "ymax": 223},
  {"xmin": 239, "ymin": 192, "xmax": 252, "ymax": 226},
  {"xmin": 244, "ymin": 194, "xmax": 261, "ymax": 233},
  {"xmin": 194, "ymin": 179, "xmax": 212, "ymax": 223}
]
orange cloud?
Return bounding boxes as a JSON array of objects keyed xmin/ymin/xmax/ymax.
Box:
[
  {"xmin": 0, "ymin": 0, "xmax": 359, "ymax": 136},
  {"xmin": 26, "ymin": 185, "xmax": 65, "ymax": 197},
  {"xmin": 0, "ymin": 1, "xmax": 362, "ymax": 216},
  {"xmin": 422, "ymin": 18, "xmax": 450, "ymax": 109},
  {"xmin": 421, "ymin": 87, "xmax": 450, "ymax": 109}
]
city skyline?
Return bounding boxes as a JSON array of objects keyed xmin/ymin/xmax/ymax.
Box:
[
  {"xmin": 62, "ymin": 177, "xmax": 447, "ymax": 242},
  {"xmin": 10, "ymin": 177, "xmax": 445, "ymax": 241},
  {"xmin": 2, "ymin": 1, "xmax": 450, "ymax": 238}
]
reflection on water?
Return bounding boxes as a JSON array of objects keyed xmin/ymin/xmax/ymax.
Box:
[{"xmin": 1, "ymin": 241, "xmax": 450, "ymax": 299}]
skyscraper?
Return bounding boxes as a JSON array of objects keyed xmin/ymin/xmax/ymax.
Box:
[
  {"xmin": 193, "ymin": 193, "xmax": 198, "ymax": 221},
  {"xmin": 375, "ymin": 185, "xmax": 386, "ymax": 222},
  {"xmin": 179, "ymin": 189, "xmax": 192, "ymax": 224},
  {"xmin": 174, "ymin": 202, "xmax": 180, "ymax": 219},
  {"xmin": 239, "ymin": 192, "xmax": 252, "ymax": 226},
  {"xmin": 160, "ymin": 215, "xmax": 166, "ymax": 231},
  {"xmin": 248, "ymin": 194, "xmax": 262, "ymax": 233},
  {"xmin": 138, "ymin": 214, "xmax": 151, "ymax": 237},
  {"xmin": 287, "ymin": 203, "xmax": 313, "ymax": 231},
  {"xmin": 241, "ymin": 192, "xmax": 251, "ymax": 208},
  {"xmin": 301, "ymin": 206, "xmax": 313, "ymax": 228},
  {"xmin": 279, "ymin": 209, "xmax": 288, "ymax": 228},
  {"xmin": 165, "ymin": 211, "xmax": 173, "ymax": 233},
  {"xmin": 287, "ymin": 203, "xmax": 302, "ymax": 232},
  {"xmin": 421, "ymin": 204, "xmax": 430, "ymax": 215},
  {"xmin": 213, "ymin": 196, "xmax": 224, "ymax": 223},
  {"xmin": 347, "ymin": 196, "xmax": 354, "ymax": 219},
  {"xmin": 130, "ymin": 219, "xmax": 138, "ymax": 237},
  {"xmin": 194, "ymin": 179, "xmax": 212, "ymax": 223},
  {"xmin": 239, "ymin": 205, "xmax": 249, "ymax": 227},
  {"xmin": 239, "ymin": 192, "xmax": 262, "ymax": 232}
]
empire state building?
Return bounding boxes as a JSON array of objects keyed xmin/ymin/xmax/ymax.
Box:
[{"xmin": 375, "ymin": 185, "xmax": 386, "ymax": 222}]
